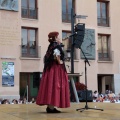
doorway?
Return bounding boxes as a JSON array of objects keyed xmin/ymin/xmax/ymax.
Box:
[
  {"xmin": 20, "ymin": 72, "xmax": 41, "ymax": 101},
  {"xmin": 97, "ymin": 74, "xmax": 114, "ymax": 94}
]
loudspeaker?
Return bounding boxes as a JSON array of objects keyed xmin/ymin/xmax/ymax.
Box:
[
  {"xmin": 74, "ymin": 23, "xmax": 85, "ymax": 49},
  {"xmin": 33, "ymin": 72, "xmax": 41, "ymax": 88},
  {"xmin": 77, "ymin": 90, "xmax": 93, "ymax": 102}
]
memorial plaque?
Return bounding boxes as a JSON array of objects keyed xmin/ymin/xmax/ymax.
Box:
[
  {"xmin": 80, "ymin": 29, "xmax": 95, "ymax": 60},
  {"xmin": 0, "ymin": 0, "xmax": 18, "ymax": 11},
  {"xmin": 0, "ymin": 11, "xmax": 20, "ymax": 45}
]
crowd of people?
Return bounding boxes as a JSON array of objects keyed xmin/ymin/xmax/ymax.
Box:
[
  {"xmin": 0, "ymin": 91, "xmax": 120, "ymax": 104},
  {"xmin": 0, "ymin": 97, "xmax": 36, "ymax": 105},
  {"xmin": 93, "ymin": 90, "xmax": 120, "ymax": 103}
]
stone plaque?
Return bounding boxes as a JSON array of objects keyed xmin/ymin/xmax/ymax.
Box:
[
  {"xmin": 0, "ymin": 0, "xmax": 18, "ymax": 11},
  {"xmin": 80, "ymin": 29, "xmax": 95, "ymax": 60},
  {"xmin": 0, "ymin": 11, "xmax": 20, "ymax": 45}
]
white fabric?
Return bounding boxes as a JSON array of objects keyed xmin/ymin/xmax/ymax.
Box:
[{"xmin": 53, "ymin": 48, "xmax": 60, "ymax": 56}]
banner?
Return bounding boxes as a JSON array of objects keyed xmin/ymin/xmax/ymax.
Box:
[{"xmin": 2, "ymin": 62, "xmax": 14, "ymax": 87}]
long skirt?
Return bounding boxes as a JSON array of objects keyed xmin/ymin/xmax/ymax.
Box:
[{"xmin": 36, "ymin": 62, "xmax": 70, "ymax": 108}]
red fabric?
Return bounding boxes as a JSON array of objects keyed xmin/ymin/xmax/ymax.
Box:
[{"xmin": 36, "ymin": 62, "xmax": 70, "ymax": 108}]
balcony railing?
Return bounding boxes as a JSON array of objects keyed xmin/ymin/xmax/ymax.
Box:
[
  {"xmin": 20, "ymin": 45, "xmax": 41, "ymax": 58},
  {"xmin": 97, "ymin": 50, "xmax": 113, "ymax": 62},
  {"xmin": 62, "ymin": 12, "xmax": 71, "ymax": 22},
  {"xmin": 97, "ymin": 17, "xmax": 110, "ymax": 27},
  {"xmin": 21, "ymin": 7, "xmax": 38, "ymax": 19}
]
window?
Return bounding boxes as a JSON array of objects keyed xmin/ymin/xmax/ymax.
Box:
[
  {"xmin": 98, "ymin": 34, "xmax": 111, "ymax": 61},
  {"xmin": 97, "ymin": 1, "xmax": 109, "ymax": 26},
  {"xmin": 62, "ymin": 31, "xmax": 72, "ymax": 50},
  {"xmin": 21, "ymin": 0, "xmax": 37, "ymax": 19},
  {"xmin": 21, "ymin": 28, "xmax": 39, "ymax": 58},
  {"xmin": 62, "ymin": 0, "xmax": 74, "ymax": 22}
]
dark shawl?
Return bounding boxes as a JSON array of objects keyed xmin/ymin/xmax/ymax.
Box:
[{"xmin": 43, "ymin": 41, "xmax": 65, "ymax": 71}]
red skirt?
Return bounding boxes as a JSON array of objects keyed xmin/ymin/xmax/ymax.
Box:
[{"xmin": 36, "ymin": 62, "xmax": 70, "ymax": 108}]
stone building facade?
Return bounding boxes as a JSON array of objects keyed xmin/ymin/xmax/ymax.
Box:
[{"xmin": 0, "ymin": 0, "xmax": 120, "ymax": 100}]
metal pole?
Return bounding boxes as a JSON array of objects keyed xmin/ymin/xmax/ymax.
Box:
[
  {"xmin": 71, "ymin": 8, "xmax": 75, "ymax": 74},
  {"xmin": 71, "ymin": 77, "xmax": 79, "ymax": 103},
  {"xmin": 85, "ymin": 60, "xmax": 88, "ymax": 107},
  {"xmin": 70, "ymin": 6, "xmax": 79, "ymax": 103},
  {"xmin": 27, "ymin": 85, "xmax": 28, "ymax": 103}
]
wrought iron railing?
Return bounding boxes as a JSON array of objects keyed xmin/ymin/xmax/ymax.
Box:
[
  {"xmin": 97, "ymin": 50, "xmax": 113, "ymax": 61},
  {"xmin": 62, "ymin": 12, "xmax": 71, "ymax": 22},
  {"xmin": 21, "ymin": 7, "xmax": 38, "ymax": 19},
  {"xmin": 97, "ymin": 17, "xmax": 110, "ymax": 27},
  {"xmin": 20, "ymin": 45, "xmax": 41, "ymax": 58}
]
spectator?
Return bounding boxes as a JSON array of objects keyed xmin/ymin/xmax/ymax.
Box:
[
  {"xmin": 18, "ymin": 99, "xmax": 23, "ymax": 104},
  {"xmin": 105, "ymin": 90, "xmax": 109, "ymax": 94},
  {"xmin": 108, "ymin": 91, "xmax": 115, "ymax": 98},
  {"xmin": 30, "ymin": 98, "xmax": 35, "ymax": 103},
  {"xmin": 93, "ymin": 91, "xmax": 98, "ymax": 100},
  {"xmin": 22, "ymin": 97, "xmax": 27, "ymax": 104},
  {"xmin": 12, "ymin": 99, "xmax": 18, "ymax": 104},
  {"xmin": 1, "ymin": 99, "xmax": 10, "ymax": 104},
  {"xmin": 96, "ymin": 95, "xmax": 104, "ymax": 102}
]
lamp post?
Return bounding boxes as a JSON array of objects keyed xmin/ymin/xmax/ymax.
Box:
[
  {"xmin": 68, "ymin": 1, "xmax": 88, "ymax": 103},
  {"xmin": 66, "ymin": 49, "xmax": 71, "ymax": 61},
  {"xmin": 70, "ymin": 7, "xmax": 87, "ymax": 74},
  {"xmin": 71, "ymin": 8, "xmax": 75, "ymax": 74}
]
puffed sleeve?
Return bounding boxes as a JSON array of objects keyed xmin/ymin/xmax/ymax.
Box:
[{"xmin": 53, "ymin": 48, "xmax": 60, "ymax": 56}]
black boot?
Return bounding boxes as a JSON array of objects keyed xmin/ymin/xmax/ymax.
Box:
[{"xmin": 46, "ymin": 107, "xmax": 61, "ymax": 113}]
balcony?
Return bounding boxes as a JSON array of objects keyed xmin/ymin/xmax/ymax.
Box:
[
  {"xmin": 97, "ymin": 17, "xmax": 110, "ymax": 27},
  {"xmin": 21, "ymin": 7, "xmax": 38, "ymax": 19},
  {"xmin": 20, "ymin": 45, "xmax": 41, "ymax": 58},
  {"xmin": 62, "ymin": 12, "xmax": 71, "ymax": 22},
  {"xmin": 97, "ymin": 50, "xmax": 113, "ymax": 62}
]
